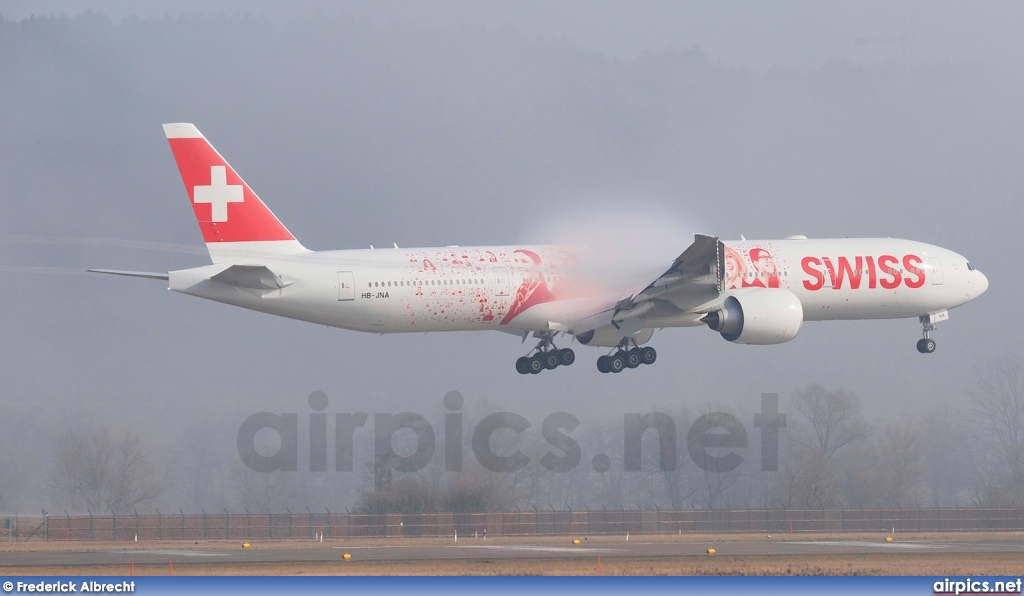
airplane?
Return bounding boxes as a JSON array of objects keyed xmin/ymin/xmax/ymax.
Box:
[{"xmin": 90, "ymin": 123, "xmax": 989, "ymax": 374}]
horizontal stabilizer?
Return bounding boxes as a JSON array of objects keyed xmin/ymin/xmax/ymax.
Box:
[
  {"xmin": 209, "ymin": 264, "xmax": 292, "ymax": 293},
  {"xmin": 86, "ymin": 269, "xmax": 169, "ymax": 280}
]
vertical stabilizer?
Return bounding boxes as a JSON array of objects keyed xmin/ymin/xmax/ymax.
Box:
[{"xmin": 163, "ymin": 123, "xmax": 308, "ymax": 263}]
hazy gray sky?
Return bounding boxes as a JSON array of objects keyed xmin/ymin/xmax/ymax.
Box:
[
  {"xmin": 5, "ymin": 0, "xmax": 1023, "ymax": 71},
  {"xmin": 0, "ymin": 1, "xmax": 1020, "ymax": 512}
]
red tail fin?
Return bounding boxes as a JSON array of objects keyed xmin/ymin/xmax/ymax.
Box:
[{"xmin": 163, "ymin": 123, "xmax": 306, "ymax": 263}]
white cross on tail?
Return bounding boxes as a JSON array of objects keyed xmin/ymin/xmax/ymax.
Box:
[{"xmin": 193, "ymin": 165, "xmax": 243, "ymax": 222}]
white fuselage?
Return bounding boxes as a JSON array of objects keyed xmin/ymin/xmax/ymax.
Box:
[{"xmin": 168, "ymin": 238, "xmax": 987, "ymax": 336}]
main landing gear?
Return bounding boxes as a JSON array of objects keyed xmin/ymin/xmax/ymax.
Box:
[
  {"xmin": 596, "ymin": 339, "xmax": 657, "ymax": 374},
  {"xmin": 515, "ymin": 332, "xmax": 575, "ymax": 375},
  {"xmin": 917, "ymin": 314, "xmax": 937, "ymax": 354}
]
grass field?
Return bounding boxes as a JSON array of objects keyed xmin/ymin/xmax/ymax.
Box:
[{"xmin": 1, "ymin": 532, "xmax": 1021, "ymax": 576}]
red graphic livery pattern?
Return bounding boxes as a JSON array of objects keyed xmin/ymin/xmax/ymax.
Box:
[
  {"xmin": 385, "ymin": 247, "xmax": 573, "ymax": 329},
  {"xmin": 724, "ymin": 243, "xmax": 927, "ymax": 293},
  {"xmin": 801, "ymin": 254, "xmax": 925, "ymax": 290},
  {"xmin": 723, "ymin": 243, "xmax": 792, "ymax": 290}
]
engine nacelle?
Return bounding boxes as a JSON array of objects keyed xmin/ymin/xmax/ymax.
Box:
[
  {"xmin": 575, "ymin": 326, "xmax": 654, "ymax": 347},
  {"xmin": 702, "ymin": 289, "xmax": 803, "ymax": 345}
]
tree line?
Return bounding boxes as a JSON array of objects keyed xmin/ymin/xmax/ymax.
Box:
[{"xmin": 35, "ymin": 355, "xmax": 1024, "ymax": 514}]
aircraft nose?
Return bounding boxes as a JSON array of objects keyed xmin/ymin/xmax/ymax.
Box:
[{"xmin": 976, "ymin": 270, "xmax": 989, "ymax": 296}]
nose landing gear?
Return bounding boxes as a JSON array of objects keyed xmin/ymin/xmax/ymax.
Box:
[{"xmin": 916, "ymin": 312, "xmax": 946, "ymax": 354}]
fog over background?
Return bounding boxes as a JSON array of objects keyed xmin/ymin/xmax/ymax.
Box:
[{"xmin": 0, "ymin": 1, "xmax": 1021, "ymax": 513}]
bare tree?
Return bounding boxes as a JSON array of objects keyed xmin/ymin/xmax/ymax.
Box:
[
  {"xmin": 687, "ymin": 405, "xmax": 747, "ymax": 509},
  {"xmin": 874, "ymin": 420, "xmax": 925, "ymax": 507},
  {"xmin": 229, "ymin": 427, "xmax": 298, "ymax": 512},
  {"xmin": 165, "ymin": 422, "xmax": 234, "ymax": 510},
  {"xmin": 441, "ymin": 478, "xmax": 501, "ymax": 512},
  {"xmin": 229, "ymin": 462, "xmax": 297, "ymax": 512},
  {"xmin": 47, "ymin": 426, "xmax": 162, "ymax": 514},
  {"xmin": 920, "ymin": 403, "xmax": 977, "ymax": 506},
  {"xmin": 970, "ymin": 354, "xmax": 1024, "ymax": 505},
  {"xmin": 355, "ymin": 475, "xmax": 437, "ymax": 514},
  {"xmin": 790, "ymin": 384, "xmax": 870, "ymax": 462},
  {"xmin": 645, "ymin": 406, "xmax": 699, "ymax": 509},
  {"xmin": 778, "ymin": 384, "xmax": 869, "ymax": 508},
  {"xmin": 777, "ymin": 448, "xmax": 839, "ymax": 509}
]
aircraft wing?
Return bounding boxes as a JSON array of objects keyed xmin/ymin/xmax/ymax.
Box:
[{"xmin": 570, "ymin": 234, "xmax": 722, "ymax": 335}]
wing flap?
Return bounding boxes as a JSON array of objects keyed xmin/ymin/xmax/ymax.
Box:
[
  {"xmin": 568, "ymin": 233, "xmax": 723, "ymax": 336},
  {"xmin": 635, "ymin": 235, "xmax": 720, "ymax": 306}
]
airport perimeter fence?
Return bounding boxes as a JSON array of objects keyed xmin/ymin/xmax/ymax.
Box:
[
  {"xmin": 6, "ymin": 507, "xmax": 1024, "ymax": 542},
  {"xmin": 12, "ymin": 507, "xmax": 1024, "ymax": 544}
]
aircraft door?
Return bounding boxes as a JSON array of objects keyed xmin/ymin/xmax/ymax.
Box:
[
  {"xmin": 929, "ymin": 258, "xmax": 943, "ymax": 285},
  {"xmin": 493, "ymin": 267, "xmax": 510, "ymax": 297},
  {"xmin": 337, "ymin": 271, "xmax": 355, "ymax": 300}
]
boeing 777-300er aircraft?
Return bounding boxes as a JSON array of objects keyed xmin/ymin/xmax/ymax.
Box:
[{"xmin": 90, "ymin": 124, "xmax": 989, "ymax": 374}]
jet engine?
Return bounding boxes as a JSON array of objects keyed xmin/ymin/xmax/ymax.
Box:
[{"xmin": 701, "ymin": 289, "xmax": 803, "ymax": 345}]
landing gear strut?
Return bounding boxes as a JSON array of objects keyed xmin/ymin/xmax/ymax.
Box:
[
  {"xmin": 515, "ymin": 331, "xmax": 575, "ymax": 374},
  {"xmin": 596, "ymin": 338, "xmax": 657, "ymax": 374},
  {"xmin": 917, "ymin": 315, "xmax": 937, "ymax": 354}
]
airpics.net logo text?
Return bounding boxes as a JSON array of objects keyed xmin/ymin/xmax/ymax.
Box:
[{"xmin": 237, "ymin": 392, "xmax": 786, "ymax": 491}]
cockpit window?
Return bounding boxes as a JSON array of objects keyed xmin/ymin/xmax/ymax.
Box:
[{"xmin": 967, "ymin": 262, "xmax": 975, "ymax": 271}]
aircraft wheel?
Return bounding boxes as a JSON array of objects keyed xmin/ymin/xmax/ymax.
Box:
[
  {"xmin": 528, "ymin": 354, "xmax": 545, "ymax": 374},
  {"xmin": 515, "ymin": 356, "xmax": 530, "ymax": 374},
  {"xmin": 624, "ymin": 348, "xmax": 641, "ymax": 368},
  {"xmin": 640, "ymin": 346, "xmax": 657, "ymax": 365},
  {"xmin": 597, "ymin": 355, "xmax": 611, "ymax": 373},
  {"xmin": 543, "ymin": 351, "xmax": 560, "ymax": 370},
  {"xmin": 609, "ymin": 354, "xmax": 625, "ymax": 373},
  {"xmin": 917, "ymin": 338, "xmax": 936, "ymax": 354},
  {"xmin": 558, "ymin": 348, "xmax": 576, "ymax": 366}
]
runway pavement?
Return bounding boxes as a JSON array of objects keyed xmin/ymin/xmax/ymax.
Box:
[{"xmin": 2, "ymin": 538, "xmax": 1023, "ymax": 568}]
